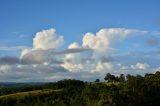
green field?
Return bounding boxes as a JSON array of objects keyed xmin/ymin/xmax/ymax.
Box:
[{"xmin": 0, "ymin": 89, "xmax": 61, "ymax": 99}]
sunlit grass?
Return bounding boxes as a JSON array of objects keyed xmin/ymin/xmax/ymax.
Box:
[
  {"xmin": 104, "ymin": 82, "xmax": 121, "ymax": 86},
  {"xmin": 0, "ymin": 89, "xmax": 61, "ymax": 99}
]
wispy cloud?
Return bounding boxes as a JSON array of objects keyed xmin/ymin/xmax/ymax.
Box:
[{"xmin": 0, "ymin": 46, "xmax": 29, "ymax": 51}]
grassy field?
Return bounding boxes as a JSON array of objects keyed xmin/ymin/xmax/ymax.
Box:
[
  {"xmin": 0, "ymin": 89, "xmax": 61, "ymax": 99},
  {"xmin": 104, "ymin": 82, "xmax": 120, "ymax": 86}
]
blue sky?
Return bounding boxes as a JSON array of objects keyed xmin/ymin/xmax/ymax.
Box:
[
  {"xmin": 0, "ymin": 0, "xmax": 160, "ymax": 48},
  {"xmin": 0, "ymin": 0, "xmax": 160, "ymax": 82}
]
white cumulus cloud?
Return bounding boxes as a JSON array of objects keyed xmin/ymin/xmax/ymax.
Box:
[
  {"xmin": 131, "ymin": 63, "xmax": 150, "ymax": 70},
  {"xmin": 21, "ymin": 28, "xmax": 64, "ymax": 57},
  {"xmin": 82, "ymin": 28, "xmax": 147, "ymax": 50},
  {"xmin": 33, "ymin": 28, "xmax": 64, "ymax": 50}
]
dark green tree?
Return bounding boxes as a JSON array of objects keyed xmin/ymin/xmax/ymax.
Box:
[
  {"xmin": 119, "ymin": 74, "xmax": 125, "ymax": 82},
  {"xmin": 104, "ymin": 73, "xmax": 116, "ymax": 82},
  {"xmin": 95, "ymin": 79, "xmax": 100, "ymax": 83}
]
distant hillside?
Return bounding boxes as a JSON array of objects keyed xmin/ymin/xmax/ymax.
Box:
[{"xmin": 0, "ymin": 82, "xmax": 45, "ymax": 87}]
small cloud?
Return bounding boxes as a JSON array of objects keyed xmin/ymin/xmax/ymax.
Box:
[
  {"xmin": 120, "ymin": 66, "xmax": 129, "ymax": 70},
  {"xmin": 19, "ymin": 34, "xmax": 27, "ymax": 38},
  {"xmin": 131, "ymin": 63, "xmax": 150, "ymax": 70},
  {"xmin": 10, "ymin": 32, "xmax": 27, "ymax": 38},
  {"xmin": 11, "ymin": 31, "xmax": 20, "ymax": 34}
]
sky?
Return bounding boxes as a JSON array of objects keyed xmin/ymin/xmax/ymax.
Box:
[{"xmin": 0, "ymin": 0, "xmax": 160, "ymax": 82}]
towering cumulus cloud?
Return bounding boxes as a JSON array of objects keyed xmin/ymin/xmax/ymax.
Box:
[
  {"xmin": 33, "ymin": 28, "xmax": 64, "ymax": 50},
  {"xmin": 21, "ymin": 28, "xmax": 64, "ymax": 57},
  {"xmin": 83, "ymin": 28, "xmax": 147, "ymax": 50}
]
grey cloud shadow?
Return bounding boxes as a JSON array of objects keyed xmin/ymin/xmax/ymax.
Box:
[
  {"xmin": 0, "ymin": 56, "xmax": 20, "ymax": 65},
  {"xmin": 0, "ymin": 48, "xmax": 92, "ymax": 65},
  {"xmin": 21, "ymin": 48, "xmax": 92, "ymax": 64}
]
